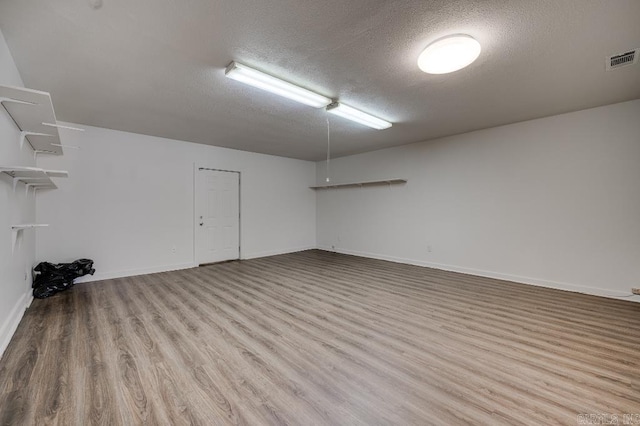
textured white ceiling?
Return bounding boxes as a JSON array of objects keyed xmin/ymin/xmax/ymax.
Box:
[{"xmin": 0, "ymin": 0, "xmax": 638, "ymax": 160}]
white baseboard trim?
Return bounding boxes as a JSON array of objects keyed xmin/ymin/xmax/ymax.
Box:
[
  {"xmin": 73, "ymin": 246, "xmax": 317, "ymax": 283},
  {"xmin": 0, "ymin": 291, "xmax": 33, "ymax": 360},
  {"xmin": 75, "ymin": 262, "xmax": 198, "ymax": 283},
  {"xmin": 242, "ymin": 245, "xmax": 316, "ymax": 260},
  {"xmin": 317, "ymin": 246, "xmax": 637, "ymax": 302}
]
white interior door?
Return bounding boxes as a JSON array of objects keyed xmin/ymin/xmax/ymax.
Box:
[{"xmin": 196, "ymin": 168, "xmax": 240, "ymax": 264}]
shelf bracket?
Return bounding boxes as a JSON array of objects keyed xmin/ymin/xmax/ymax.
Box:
[
  {"xmin": 11, "ymin": 229, "xmax": 21, "ymax": 253},
  {"xmin": 24, "ymin": 180, "xmax": 50, "ymax": 195},
  {"xmin": 13, "ymin": 177, "xmax": 49, "ymax": 192},
  {"xmin": 10, "ymin": 225, "xmax": 49, "ymax": 253},
  {"xmin": 20, "ymin": 131, "xmax": 54, "ymax": 150}
]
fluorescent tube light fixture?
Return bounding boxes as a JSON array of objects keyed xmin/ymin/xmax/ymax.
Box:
[
  {"xmin": 326, "ymin": 102, "xmax": 392, "ymax": 130},
  {"xmin": 225, "ymin": 61, "xmax": 331, "ymax": 108}
]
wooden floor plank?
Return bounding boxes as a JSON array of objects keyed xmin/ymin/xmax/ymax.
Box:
[{"xmin": 1, "ymin": 250, "xmax": 639, "ymax": 425}]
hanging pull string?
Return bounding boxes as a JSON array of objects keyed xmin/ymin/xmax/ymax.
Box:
[{"xmin": 326, "ymin": 117, "xmax": 331, "ymax": 183}]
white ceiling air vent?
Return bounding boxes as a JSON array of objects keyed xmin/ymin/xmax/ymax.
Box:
[{"xmin": 605, "ymin": 49, "xmax": 638, "ymax": 71}]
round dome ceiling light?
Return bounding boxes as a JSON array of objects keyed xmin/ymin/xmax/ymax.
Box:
[{"xmin": 418, "ymin": 34, "xmax": 481, "ymax": 74}]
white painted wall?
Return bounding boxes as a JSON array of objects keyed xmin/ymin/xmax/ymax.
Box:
[
  {"xmin": 316, "ymin": 100, "xmax": 640, "ymax": 300},
  {"xmin": 0, "ymin": 28, "xmax": 35, "ymax": 357},
  {"xmin": 36, "ymin": 125, "xmax": 316, "ymax": 281}
]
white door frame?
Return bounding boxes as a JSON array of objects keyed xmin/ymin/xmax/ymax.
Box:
[{"xmin": 194, "ymin": 165, "xmax": 241, "ymax": 264}]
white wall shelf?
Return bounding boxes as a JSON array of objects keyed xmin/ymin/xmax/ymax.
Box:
[
  {"xmin": 11, "ymin": 224, "xmax": 49, "ymax": 230},
  {"xmin": 42, "ymin": 169, "xmax": 69, "ymax": 178},
  {"xmin": 1, "ymin": 85, "xmax": 71, "ymax": 255},
  {"xmin": 1, "ymin": 166, "xmax": 68, "ymax": 193},
  {"xmin": 0, "ymin": 85, "xmax": 63, "ymax": 155},
  {"xmin": 310, "ymin": 178, "xmax": 407, "ymax": 190},
  {"xmin": 10, "ymin": 224, "xmax": 48, "ymax": 252}
]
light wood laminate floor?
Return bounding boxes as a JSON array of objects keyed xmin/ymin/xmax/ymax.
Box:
[{"xmin": 1, "ymin": 250, "xmax": 639, "ymax": 425}]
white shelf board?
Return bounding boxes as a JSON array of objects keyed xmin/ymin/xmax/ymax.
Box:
[
  {"xmin": 0, "ymin": 165, "xmax": 44, "ymax": 178},
  {"xmin": 11, "ymin": 224, "xmax": 49, "ymax": 230},
  {"xmin": 310, "ymin": 178, "xmax": 407, "ymax": 190},
  {"xmin": 1, "ymin": 165, "xmax": 67, "ymax": 192},
  {"xmin": 44, "ymin": 169, "xmax": 69, "ymax": 178},
  {"xmin": 0, "ymin": 84, "xmax": 63, "ymax": 155}
]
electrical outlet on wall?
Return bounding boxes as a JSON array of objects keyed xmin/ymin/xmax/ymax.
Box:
[
  {"xmin": 171, "ymin": 246, "xmax": 177, "ymax": 254},
  {"xmin": 427, "ymin": 245, "xmax": 432, "ymax": 253}
]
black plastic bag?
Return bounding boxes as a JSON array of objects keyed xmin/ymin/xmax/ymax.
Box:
[{"xmin": 32, "ymin": 259, "xmax": 95, "ymax": 299}]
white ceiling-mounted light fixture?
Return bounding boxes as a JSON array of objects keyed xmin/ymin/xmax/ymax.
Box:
[
  {"xmin": 326, "ymin": 102, "xmax": 392, "ymax": 130},
  {"xmin": 418, "ymin": 34, "xmax": 481, "ymax": 74},
  {"xmin": 225, "ymin": 61, "xmax": 331, "ymax": 108}
]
